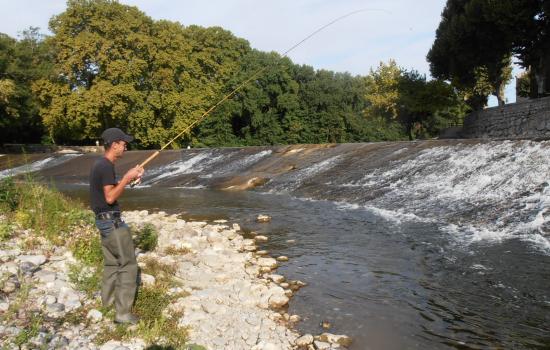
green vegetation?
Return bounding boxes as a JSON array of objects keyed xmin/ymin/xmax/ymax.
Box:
[
  {"xmin": 428, "ymin": 0, "xmax": 550, "ymax": 109},
  {"xmin": 0, "ymin": 177, "xmax": 195, "ymax": 349},
  {"xmin": 134, "ymin": 223, "xmax": 159, "ymax": 252},
  {"xmin": 2, "ymin": 0, "xmax": 468, "ymax": 147}
]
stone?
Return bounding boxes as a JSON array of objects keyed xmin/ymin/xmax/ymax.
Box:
[
  {"xmin": 140, "ymin": 273, "xmax": 156, "ymax": 286},
  {"xmin": 286, "ymin": 239, "xmax": 296, "ymax": 244},
  {"xmin": 280, "ymin": 282, "xmax": 290, "ymax": 289},
  {"xmin": 45, "ymin": 295, "xmax": 56, "ymax": 305},
  {"xmin": 269, "ymin": 274, "xmax": 285, "ymax": 284},
  {"xmin": 268, "ymin": 294, "xmax": 289, "ymax": 309},
  {"xmin": 256, "ymin": 250, "xmax": 268, "ymax": 256},
  {"xmin": 256, "ymin": 214, "xmax": 272, "ymax": 223},
  {"xmin": 255, "ymin": 235, "xmax": 269, "ymax": 242},
  {"xmin": 276, "ymin": 255, "xmax": 289, "ymax": 262},
  {"xmin": 46, "ymin": 303, "xmax": 65, "ymax": 314},
  {"xmin": 18, "ymin": 255, "xmax": 46, "ymax": 266},
  {"xmin": 295, "ymin": 334, "xmax": 314, "ymax": 347},
  {"xmin": 19, "ymin": 262, "xmax": 38, "ymax": 275},
  {"xmin": 33, "ymin": 269, "xmax": 57, "ymax": 283},
  {"xmin": 87, "ymin": 309, "xmax": 103, "ymax": 323},
  {"xmin": 0, "ymin": 262, "xmax": 18, "ymax": 275},
  {"xmin": 318, "ymin": 333, "xmax": 353, "ymax": 347},
  {"xmin": 232, "ymin": 223, "xmax": 241, "ymax": 231},
  {"xmin": 2, "ymin": 281, "xmax": 17, "ymax": 294},
  {"xmin": 289, "ymin": 314, "xmax": 301, "ymax": 323},
  {"xmin": 313, "ymin": 340, "xmax": 331, "ymax": 350},
  {"xmin": 0, "ymin": 302, "xmax": 9, "ymax": 312},
  {"xmin": 257, "ymin": 258, "xmax": 278, "ymax": 269}
]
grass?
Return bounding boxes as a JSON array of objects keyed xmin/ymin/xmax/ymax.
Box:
[
  {"xmin": 0, "ymin": 176, "xmax": 201, "ymax": 350},
  {"xmin": 134, "ymin": 223, "xmax": 159, "ymax": 252}
]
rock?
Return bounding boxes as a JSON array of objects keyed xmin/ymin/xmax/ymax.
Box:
[
  {"xmin": 232, "ymin": 223, "xmax": 241, "ymax": 231},
  {"xmin": 289, "ymin": 314, "xmax": 301, "ymax": 323},
  {"xmin": 0, "ymin": 302, "xmax": 9, "ymax": 312},
  {"xmin": 268, "ymin": 294, "xmax": 289, "ymax": 309},
  {"xmin": 256, "ymin": 214, "xmax": 272, "ymax": 223},
  {"xmin": 257, "ymin": 258, "xmax": 278, "ymax": 269},
  {"xmin": 213, "ymin": 219, "xmax": 227, "ymax": 223},
  {"xmin": 0, "ymin": 262, "xmax": 18, "ymax": 275},
  {"xmin": 313, "ymin": 340, "xmax": 331, "ymax": 350},
  {"xmin": 46, "ymin": 303, "xmax": 65, "ymax": 314},
  {"xmin": 255, "ymin": 235, "xmax": 269, "ymax": 242},
  {"xmin": 280, "ymin": 282, "xmax": 289, "ymax": 289},
  {"xmin": 18, "ymin": 255, "xmax": 46, "ymax": 266},
  {"xmin": 268, "ymin": 274, "xmax": 285, "ymax": 284},
  {"xmin": 276, "ymin": 256, "xmax": 289, "ymax": 262},
  {"xmin": 318, "ymin": 333, "xmax": 352, "ymax": 347},
  {"xmin": 140, "ymin": 273, "xmax": 156, "ymax": 286},
  {"xmin": 295, "ymin": 334, "xmax": 314, "ymax": 347},
  {"xmin": 244, "ymin": 246, "xmax": 257, "ymax": 252},
  {"xmin": 45, "ymin": 295, "xmax": 56, "ymax": 305},
  {"xmin": 256, "ymin": 250, "xmax": 269, "ymax": 256},
  {"xmin": 19, "ymin": 261, "xmax": 38, "ymax": 275},
  {"xmin": 87, "ymin": 309, "xmax": 103, "ymax": 323},
  {"xmin": 286, "ymin": 239, "xmax": 296, "ymax": 244},
  {"xmin": 2, "ymin": 281, "xmax": 17, "ymax": 294},
  {"xmin": 33, "ymin": 269, "xmax": 57, "ymax": 283}
]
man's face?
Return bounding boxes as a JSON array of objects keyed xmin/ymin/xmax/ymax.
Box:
[{"xmin": 113, "ymin": 140, "xmax": 127, "ymax": 157}]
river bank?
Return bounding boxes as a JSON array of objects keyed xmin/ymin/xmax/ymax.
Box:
[{"xmin": 0, "ymin": 207, "xmax": 351, "ymax": 350}]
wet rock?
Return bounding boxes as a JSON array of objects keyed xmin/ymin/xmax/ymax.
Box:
[
  {"xmin": 256, "ymin": 214, "xmax": 272, "ymax": 223},
  {"xmin": 280, "ymin": 282, "xmax": 290, "ymax": 289},
  {"xmin": 276, "ymin": 255, "xmax": 289, "ymax": 262},
  {"xmin": 289, "ymin": 314, "xmax": 301, "ymax": 323},
  {"xmin": 268, "ymin": 274, "xmax": 285, "ymax": 284},
  {"xmin": 255, "ymin": 235, "xmax": 269, "ymax": 242},
  {"xmin": 286, "ymin": 239, "xmax": 296, "ymax": 244},
  {"xmin": 295, "ymin": 334, "xmax": 314, "ymax": 347},
  {"xmin": 256, "ymin": 250, "xmax": 269, "ymax": 256},
  {"xmin": 318, "ymin": 333, "xmax": 352, "ymax": 347}
]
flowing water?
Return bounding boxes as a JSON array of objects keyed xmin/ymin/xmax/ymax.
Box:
[{"xmin": 2, "ymin": 140, "xmax": 549, "ymax": 349}]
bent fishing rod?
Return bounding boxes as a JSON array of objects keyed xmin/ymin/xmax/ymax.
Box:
[{"xmin": 130, "ymin": 9, "xmax": 388, "ymax": 187}]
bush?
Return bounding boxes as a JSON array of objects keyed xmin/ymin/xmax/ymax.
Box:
[
  {"xmin": 0, "ymin": 222, "xmax": 13, "ymax": 241},
  {"xmin": 135, "ymin": 224, "xmax": 158, "ymax": 252},
  {"xmin": 0, "ymin": 177, "xmax": 20, "ymax": 212},
  {"xmin": 70, "ymin": 231, "xmax": 103, "ymax": 266},
  {"xmin": 68, "ymin": 263, "xmax": 102, "ymax": 297}
]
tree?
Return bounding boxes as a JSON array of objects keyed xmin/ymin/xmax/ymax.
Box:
[
  {"xmin": 0, "ymin": 28, "xmax": 52, "ymax": 144},
  {"xmin": 427, "ymin": 0, "xmax": 513, "ymax": 109}
]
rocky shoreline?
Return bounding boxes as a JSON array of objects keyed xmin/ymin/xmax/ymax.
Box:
[{"xmin": 0, "ymin": 210, "xmax": 351, "ymax": 350}]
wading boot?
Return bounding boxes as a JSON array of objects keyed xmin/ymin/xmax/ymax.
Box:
[{"xmin": 114, "ymin": 313, "xmax": 140, "ymax": 325}]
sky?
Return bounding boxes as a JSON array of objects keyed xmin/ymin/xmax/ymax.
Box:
[{"xmin": 0, "ymin": 0, "xmax": 519, "ymax": 105}]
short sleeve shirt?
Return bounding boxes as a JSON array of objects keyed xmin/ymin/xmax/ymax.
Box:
[{"xmin": 89, "ymin": 157, "xmax": 120, "ymax": 214}]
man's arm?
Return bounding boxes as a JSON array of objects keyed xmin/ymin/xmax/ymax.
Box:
[{"xmin": 103, "ymin": 165, "xmax": 143, "ymax": 205}]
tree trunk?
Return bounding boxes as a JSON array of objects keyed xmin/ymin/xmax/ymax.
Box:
[{"xmin": 495, "ymin": 81, "xmax": 506, "ymax": 106}]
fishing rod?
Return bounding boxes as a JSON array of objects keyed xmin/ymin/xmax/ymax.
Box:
[{"xmin": 130, "ymin": 8, "xmax": 389, "ymax": 187}]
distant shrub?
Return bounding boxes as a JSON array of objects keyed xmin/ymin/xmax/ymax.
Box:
[
  {"xmin": 0, "ymin": 177, "xmax": 20, "ymax": 212},
  {"xmin": 135, "ymin": 223, "xmax": 158, "ymax": 252}
]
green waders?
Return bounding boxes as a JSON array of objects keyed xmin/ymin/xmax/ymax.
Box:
[{"xmin": 99, "ymin": 223, "xmax": 138, "ymax": 319}]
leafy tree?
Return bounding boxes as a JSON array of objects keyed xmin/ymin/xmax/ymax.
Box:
[
  {"xmin": 0, "ymin": 28, "xmax": 52, "ymax": 144},
  {"xmin": 427, "ymin": 0, "xmax": 513, "ymax": 109}
]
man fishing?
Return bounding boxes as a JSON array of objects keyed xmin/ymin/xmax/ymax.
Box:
[{"xmin": 89, "ymin": 127, "xmax": 144, "ymax": 324}]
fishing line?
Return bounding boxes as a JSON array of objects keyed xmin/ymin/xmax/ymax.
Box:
[{"xmin": 130, "ymin": 8, "xmax": 390, "ymax": 187}]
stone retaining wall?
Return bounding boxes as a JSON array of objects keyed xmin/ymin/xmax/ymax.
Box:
[{"xmin": 462, "ymin": 96, "xmax": 550, "ymax": 139}]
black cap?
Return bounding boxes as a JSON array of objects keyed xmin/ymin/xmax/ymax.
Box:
[{"xmin": 101, "ymin": 128, "xmax": 134, "ymax": 144}]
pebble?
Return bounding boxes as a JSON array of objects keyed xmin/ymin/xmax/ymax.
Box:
[
  {"xmin": 276, "ymin": 256, "xmax": 289, "ymax": 262},
  {"xmin": 87, "ymin": 309, "xmax": 103, "ymax": 323},
  {"xmin": 256, "ymin": 214, "xmax": 272, "ymax": 223},
  {"xmin": 255, "ymin": 235, "xmax": 269, "ymax": 242}
]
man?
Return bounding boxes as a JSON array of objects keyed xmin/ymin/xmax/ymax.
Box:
[{"xmin": 89, "ymin": 127, "xmax": 144, "ymax": 324}]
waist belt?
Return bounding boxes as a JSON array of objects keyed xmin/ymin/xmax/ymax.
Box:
[{"xmin": 96, "ymin": 211, "xmax": 121, "ymax": 220}]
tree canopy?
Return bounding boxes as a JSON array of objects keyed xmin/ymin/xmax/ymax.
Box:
[{"xmin": 2, "ymin": 0, "xmax": 464, "ymax": 147}]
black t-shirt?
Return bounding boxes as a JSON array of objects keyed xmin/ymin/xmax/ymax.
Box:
[{"xmin": 89, "ymin": 157, "xmax": 120, "ymax": 214}]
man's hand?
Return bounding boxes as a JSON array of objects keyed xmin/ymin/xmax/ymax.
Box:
[{"xmin": 123, "ymin": 165, "xmax": 144, "ymax": 183}]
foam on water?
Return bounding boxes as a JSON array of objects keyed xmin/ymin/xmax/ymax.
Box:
[
  {"xmin": 0, "ymin": 154, "xmax": 81, "ymax": 179},
  {"xmin": 336, "ymin": 141, "xmax": 550, "ymax": 251},
  {"xmin": 271, "ymin": 155, "xmax": 343, "ymax": 192},
  {"xmin": 142, "ymin": 152, "xmax": 223, "ymax": 185}
]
